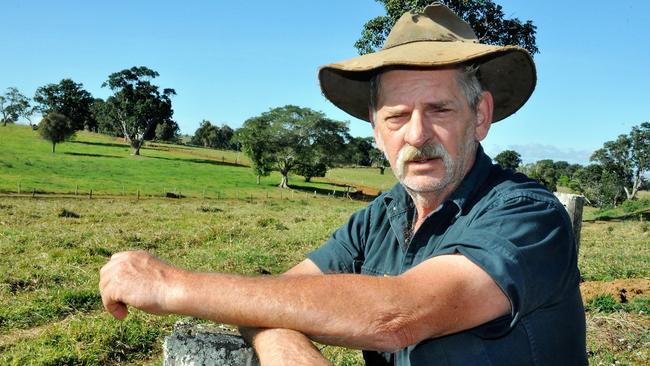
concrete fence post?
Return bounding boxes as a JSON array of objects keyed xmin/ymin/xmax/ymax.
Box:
[
  {"xmin": 553, "ymin": 192, "xmax": 585, "ymax": 254},
  {"xmin": 164, "ymin": 321, "xmax": 258, "ymax": 366}
]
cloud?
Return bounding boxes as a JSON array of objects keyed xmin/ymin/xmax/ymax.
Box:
[{"xmin": 484, "ymin": 144, "xmax": 594, "ymax": 165}]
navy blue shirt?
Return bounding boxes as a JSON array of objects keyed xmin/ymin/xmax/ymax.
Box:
[{"xmin": 308, "ymin": 147, "xmax": 587, "ymax": 365}]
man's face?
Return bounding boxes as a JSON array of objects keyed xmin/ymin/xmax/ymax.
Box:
[{"xmin": 371, "ymin": 69, "xmax": 492, "ymax": 194}]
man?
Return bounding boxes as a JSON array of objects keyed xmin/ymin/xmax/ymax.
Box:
[{"xmin": 100, "ymin": 3, "xmax": 587, "ymax": 365}]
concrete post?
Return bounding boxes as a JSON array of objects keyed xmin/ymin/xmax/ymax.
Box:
[
  {"xmin": 164, "ymin": 321, "xmax": 259, "ymax": 366},
  {"xmin": 553, "ymin": 192, "xmax": 585, "ymax": 254}
]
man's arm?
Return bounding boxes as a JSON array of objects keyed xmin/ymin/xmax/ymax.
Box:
[
  {"xmin": 99, "ymin": 251, "xmax": 509, "ymax": 351},
  {"xmin": 239, "ymin": 259, "xmax": 332, "ymax": 366}
]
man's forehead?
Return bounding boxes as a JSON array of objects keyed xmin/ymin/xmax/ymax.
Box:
[{"xmin": 376, "ymin": 68, "xmax": 464, "ymax": 103}]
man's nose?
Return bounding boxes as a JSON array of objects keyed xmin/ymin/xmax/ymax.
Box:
[{"xmin": 404, "ymin": 109, "xmax": 433, "ymax": 148}]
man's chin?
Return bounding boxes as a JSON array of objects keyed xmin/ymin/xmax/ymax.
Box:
[{"xmin": 401, "ymin": 177, "xmax": 448, "ymax": 193}]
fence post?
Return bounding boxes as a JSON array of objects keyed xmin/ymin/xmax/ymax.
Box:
[
  {"xmin": 137, "ymin": 189, "xmax": 140, "ymax": 201},
  {"xmin": 18, "ymin": 182, "xmax": 21, "ymax": 194},
  {"xmin": 89, "ymin": 189, "xmax": 93, "ymax": 200},
  {"xmin": 32, "ymin": 188, "xmax": 35, "ymax": 198},
  {"xmin": 75, "ymin": 184, "xmax": 79, "ymax": 196},
  {"xmin": 553, "ymin": 192, "xmax": 585, "ymax": 254}
]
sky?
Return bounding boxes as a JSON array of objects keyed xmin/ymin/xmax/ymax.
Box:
[{"xmin": 1, "ymin": 0, "xmax": 648, "ymax": 165}]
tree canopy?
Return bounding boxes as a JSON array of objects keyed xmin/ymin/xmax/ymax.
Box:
[
  {"xmin": 34, "ymin": 79, "xmax": 96, "ymax": 131},
  {"xmin": 191, "ymin": 120, "xmax": 237, "ymax": 150},
  {"xmin": 38, "ymin": 112, "xmax": 75, "ymax": 153},
  {"xmin": 0, "ymin": 87, "xmax": 32, "ymax": 126},
  {"xmin": 102, "ymin": 66, "xmax": 176, "ymax": 155},
  {"xmin": 590, "ymin": 122, "xmax": 650, "ymax": 201},
  {"xmin": 355, "ymin": 0, "xmax": 538, "ymax": 56},
  {"xmin": 494, "ymin": 150, "xmax": 521, "ymax": 170},
  {"xmin": 236, "ymin": 105, "xmax": 350, "ymax": 187}
]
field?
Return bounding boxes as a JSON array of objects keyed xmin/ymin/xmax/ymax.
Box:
[{"xmin": 0, "ymin": 124, "xmax": 649, "ymax": 365}]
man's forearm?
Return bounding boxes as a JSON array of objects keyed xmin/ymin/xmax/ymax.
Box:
[
  {"xmin": 240, "ymin": 327, "xmax": 332, "ymax": 366},
  {"xmin": 167, "ymin": 270, "xmax": 404, "ymax": 351}
]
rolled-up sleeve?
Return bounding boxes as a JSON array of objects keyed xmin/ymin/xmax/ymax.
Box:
[
  {"xmin": 437, "ymin": 193, "xmax": 577, "ymax": 337},
  {"xmin": 307, "ymin": 206, "xmax": 370, "ymax": 274}
]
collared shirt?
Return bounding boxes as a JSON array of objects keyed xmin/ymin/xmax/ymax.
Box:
[{"xmin": 308, "ymin": 146, "xmax": 587, "ymax": 365}]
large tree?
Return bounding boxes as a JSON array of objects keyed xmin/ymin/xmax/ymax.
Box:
[
  {"xmin": 591, "ymin": 122, "xmax": 650, "ymax": 200},
  {"xmin": 0, "ymin": 87, "xmax": 32, "ymax": 126},
  {"xmin": 494, "ymin": 150, "xmax": 521, "ymax": 170},
  {"xmin": 346, "ymin": 136, "xmax": 375, "ymax": 166},
  {"xmin": 91, "ymin": 98, "xmax": 122, "ymax": 137},
  {"xmin": 191, "ymin": 120, "xmax": 236, "ymax": 150},
  {"xmin": 235, "ymin": 118, "xmax": 275, "ymax": 184},
  {"xmin": 102, "ymin": 66, "xmax": 176, "ymax": 155},
  {"xmin": 34, "ymin": 79, "xmax": 96, "ymax": 131},
  {"xmin": 237, "ymin": 106, "xmax": 350, "ymax": 188},
  {"xmin": 38, "ymin": 112, "xmax": 75, "ymax": 153},
  {"xmin": 355, "ymin": 0, "xmax": 538, "ymax": 56}
]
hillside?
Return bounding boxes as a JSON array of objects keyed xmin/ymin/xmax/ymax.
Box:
[{"xmin": 0, "ymin": 124, "xmax": 374, "ymax": 199}]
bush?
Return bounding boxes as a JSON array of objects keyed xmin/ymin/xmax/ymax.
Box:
[{"xmin": 585, "ymin": 294, "xmax": 622, "ymax": 313}]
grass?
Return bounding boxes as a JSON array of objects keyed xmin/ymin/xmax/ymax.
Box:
[
  {"xmin": 0, "ymin": 195, "xmax": 366, "ymax": 364},
  {"xmin": 325, "ymin": 167, "xmax": 396, "ymax": 193},
  {"xmin": 0, "ymin": 124, "xmax": 352, "ymax": 198},
  {"xmin": 1, "ymin": 124, "xmax": 649, "ymax": 364}
]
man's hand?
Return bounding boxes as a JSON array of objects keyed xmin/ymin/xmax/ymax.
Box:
[{"xmin": 99, "ymin": 251, "xmax": 184, "ymax": 320}]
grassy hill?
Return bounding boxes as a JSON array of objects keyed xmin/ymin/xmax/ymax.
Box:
[{"xmin": 0, "ymin": 124, "xmax": 372, "ymax": 199}]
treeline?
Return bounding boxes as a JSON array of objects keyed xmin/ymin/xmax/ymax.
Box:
[
  {"xmin": 495, "ymin": 121, "xmax": 649, "ymax": 207},
  {"xmin": 0, "ymin": 67, "xmax": 179, "ymax": 154}
]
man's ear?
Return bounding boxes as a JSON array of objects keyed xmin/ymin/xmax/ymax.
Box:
[
  {"xmin": 474, "ymin": 91, "xmax": 493, "ymax": 142},
  {"xmin": 369, "ymin": 107, "xmax": 384, "ymax": 151}
]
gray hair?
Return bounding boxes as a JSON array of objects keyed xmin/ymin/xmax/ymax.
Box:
[{"xmin": 369, "ymin": 65, "xmax": 484, "ymax": 118}]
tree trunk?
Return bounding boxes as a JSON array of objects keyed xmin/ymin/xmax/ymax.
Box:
[
  {"xmin": 379, "ymin": 167, "xmax": 385, "ymax": 175},
  {"xmin": 279, "ymin": 174, "xmax": 289, "ymax": 189},
  {"xmin": 256, "ymin": 175, "xmax": 261, "ymax": 185},
  {"xmin": 52, "ymin": 142, "xmax": 56, "ymax": 153},
  {"xmin": 305, "ymin": 177, "xmax": 312, "ymax": 182},
  {"xmin": 134, "ymin": 146, "xmax": 141, "ymax": 156}
]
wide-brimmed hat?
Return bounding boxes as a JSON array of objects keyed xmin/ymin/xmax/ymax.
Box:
[{"xmin": 318, "ymin": 2, "xmax": 536, "ymax": 123}]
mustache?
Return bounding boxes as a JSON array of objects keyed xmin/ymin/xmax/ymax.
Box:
[{"xmin": 398, "ymin": 142, "xmax": 447, "ymax": 163}]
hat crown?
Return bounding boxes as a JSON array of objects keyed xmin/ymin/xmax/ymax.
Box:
[{"xmin": 384, "ymin": 2, "xmax": 477, "ymax": 49}]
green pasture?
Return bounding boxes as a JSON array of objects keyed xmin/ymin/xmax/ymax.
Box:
[
  {"xmin": 1, "ymin": 124, "xmax": 649, "ymax": 365},
  {"xmin": 0, "ymin": 124, "xmax": 355, "ymax": 199}
]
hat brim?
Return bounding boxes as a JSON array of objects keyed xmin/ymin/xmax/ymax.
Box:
[{"xmin": 318, "ymin": 41, "xmax": 536, "ymax": 123}]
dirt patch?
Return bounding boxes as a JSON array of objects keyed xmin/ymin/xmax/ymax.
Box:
[{"xmin": 581, "ymin": 278, "xmax": 650, "ymax": 304}]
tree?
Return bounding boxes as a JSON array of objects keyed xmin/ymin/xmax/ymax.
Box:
[
  {"xmin": 494, "ymin": 150, "xmax": 521, "ymax": 170},
  {"xmin": 155, "ymin": 120, "xmax": 180, "ymax": 143},
  {"xmin": 0, "ymin": 87, "xmax": 32, "ymax": 126},
  {"xmin": 91, "ymin": 98, "xmax": 122, "ymax": 137},
  {"xmin": 345, "ymin": 136, "xmax": 375, "ymax": 166},
  {"xmin": 355, "ymin": 0, "xmax": 538, "ymax": 56},
  {"xmin": 235, "ymin": 117, "xmax": 275, "ymax": 184},
  {"xmin": 591, "ymin": 122, "xmax": 650, "ymax": 200},
  {"xmin": 370, "ymin": 148, "xmax": 390, "ymax": 175},
  {"xmin": 237, "ymin": 106, "xmax": 350, "ymax": 188},
  {"xmin": 102, "ymin": 66, "xmax": 176, "ymax": 155},
  {"xmin": 573, "ymin": 164, "xmax": 625, "ymax": 207},
  {"xmin": 38, "ymin": 112, "xmax": 75, "ymax": 153},
  {"xmin": 521, "ymin": 159, "xmax": 557, "ymax": 192},
  {"xmin": 34, "ymin": 79, "xmax": 96, "ymax": 131}
]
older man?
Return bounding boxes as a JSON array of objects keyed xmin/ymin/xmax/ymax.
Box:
[{"xmin": 100, "ymin": 3, "xmax": 587, "ymax": 365}]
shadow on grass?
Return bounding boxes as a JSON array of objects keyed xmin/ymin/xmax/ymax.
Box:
[
  {"xmin": 64, "ymin": 152, "xmax": 124, "ymax": 159},
  {"xmin": 70, "ymin": 140, "xmax": 129, "ymax": 149},
  {"xmin": 289, "ymin": 182, "xmax": 378, "ymax": 201},
  {"xmin": 146, "ymin": 155, "xmax": 245, "ymax": 168},
  {"xmin": 584, "ymin": 208, "xmax": 650, "ymax": 222}
]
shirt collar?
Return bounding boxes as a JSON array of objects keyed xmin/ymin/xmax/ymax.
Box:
[{"xmin": 382, "ymin": 144, "xmax": 493, "ymax": 218}]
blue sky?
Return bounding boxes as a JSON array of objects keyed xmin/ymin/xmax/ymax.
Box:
[{"xmin": 1, "ymin": 0, "xmax": 648, "ymax": 164}]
